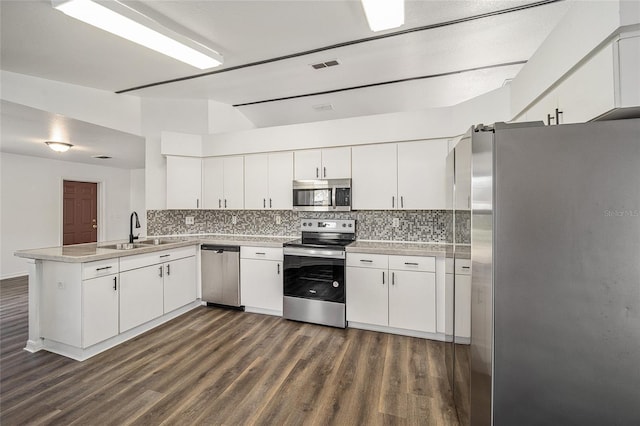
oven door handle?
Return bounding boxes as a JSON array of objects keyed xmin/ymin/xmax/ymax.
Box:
[{"xmin": 284, "ymin": 247, "xmax": 345, "ymax": 259}]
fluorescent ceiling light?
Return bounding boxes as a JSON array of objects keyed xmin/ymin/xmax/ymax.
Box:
[
  {"xmin": 46, "ymin": 141, "xmax": 73, "ymax": 152},
  {"xmin": 52, "ymin": 0, "xmax": 223, "ymax": 69},
  {"xmin": 361, "ymin": 0, "xmax": 404, "ymax": 32}
]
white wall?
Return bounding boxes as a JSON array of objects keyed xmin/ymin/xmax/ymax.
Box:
[
  {"xmin": 130, "ymin": 168, "xmax": 146, "ymax": 239},
  {"xmin": 0, "ymin": 153, "xmax": 134, "ymax": 278},
  {"xmin": 208, "ymin": 100, "xmax": 256, "ymax": 134},
  {"xmin": 0, "ymin": 71, "xmax": 142, "ymax": 136},
  {"xmin": 141, "ymin": 98, "xmax": 210, "ymax": 210}
]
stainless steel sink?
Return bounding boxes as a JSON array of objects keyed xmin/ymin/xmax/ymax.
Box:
[
  {"xmin": 98, "ymin": 239, "xmax": 179, "ymax": 250},
  {"xmin": 136, "ymin": 239, "xmax": 175, "ymax": 246}
]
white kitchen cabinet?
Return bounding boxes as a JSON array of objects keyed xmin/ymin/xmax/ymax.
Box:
[
  {"xmin": 346, "ymin": 253, "xmax": 437, "ymax": 335},
  {"xmin": 119, "ymin": 264, "xmax": 164, "ymax": 333},
  {"xmin": 294, "ymin": 147, "xmax": 351, "ymax": 180},
  {"xmin": 82, "ymin": 274, "xmax": 119, "ymax": 348},
  {"xmin": 444, "ymin": 257, "xmax": 472, "ymax": 341},
  {"xmin": 244, "ymin": 152, "xmax": 293, "ymax": 210},
  {"xmin": 240, "ymin": 247, "xmax": 283, "ymax": 315},
  {"xmin": 120, "ymin": 246, "xmax": 197, "ymax": 332},
  {"xmin": 163, "ymin": 255, "xmax": 197, "ymax": 313},
  {"xmin": 351, "ymin": 144, "xmax": 397, "ymax": 210},
  {"xmin": 352, "ymin": 140, "xmax": 447, "ymax": 210},
  {"xmin": 166, "ymin": 156, "xmax": 202, "ymax": 209},
  {"xmin": 397, "ymin": 140, "xmax": 448, "ymax": 210},
  {"xmin": 202, "ymin": 156, "xmax": 244, "ymax": 209}
]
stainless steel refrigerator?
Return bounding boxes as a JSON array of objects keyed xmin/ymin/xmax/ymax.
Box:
[{"xmin": 468, "ymin": 119, "xmax": 640, "ymax": 425}]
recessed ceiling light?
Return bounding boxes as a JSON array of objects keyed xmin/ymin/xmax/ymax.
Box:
[
  {"xmin": 45, "ymin": 141, "xmax": 73, "ymax": 152},
  {"xmin": 361, "ymin": 0, "xmax": 404, "ymax": 32},
  {"xmin": 52, "ymin": 0, "xmax": 223, "ymax": 69}
]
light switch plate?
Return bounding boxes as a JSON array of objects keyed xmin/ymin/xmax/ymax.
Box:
[
  {"xmin": 232, "ymin": 216, "xmax": 237, "ymax": 225},
  {"xmin": 275, "ymin": 215, "xmax": 281, "ymax": 225},
  {"xmin": 185, "ymin": 216, "xmax": 195, "ymax": 225},
  {"xmin": 392, "ymin": 218, "xmax": 400, "ymax": 227}
]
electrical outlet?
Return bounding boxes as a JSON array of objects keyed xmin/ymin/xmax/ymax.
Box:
[
  {"xmin": 275, "ymin": 215, "xmax": 281, "ymax": 225},
  {"xmin": 392, "ymin": 217, "xmax": 400, "ymax": 228},
  {"xmin": 232, "ymin": 215, "xmax": 237, "ymax": 225},
  {"xmin": 185, "ymin": 216, "xmax": 195, "ymax": 225}
]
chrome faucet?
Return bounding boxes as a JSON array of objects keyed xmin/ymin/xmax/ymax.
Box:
[{"xmin": 129, "ymin": 211, "xmax": 141, "ymax": 244}]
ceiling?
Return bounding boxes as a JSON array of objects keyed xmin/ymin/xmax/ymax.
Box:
[{"xmin": 0, "ymin": 0, "xmax": 570, "ymax": 166}]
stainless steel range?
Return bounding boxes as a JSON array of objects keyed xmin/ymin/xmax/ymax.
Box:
[{"xmin": 283, "ymin": 219, "xmax": 355, "ymax": 328}]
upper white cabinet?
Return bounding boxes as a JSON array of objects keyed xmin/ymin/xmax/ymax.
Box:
[
  {"xmin": 202, "ymin": 156, "xmax": 244, "ymax": 210},
  {"xmin": 244, "ymin": 152, "xmax": 293, "ymax": 209},
  {"xmin": 352, "ymin": 140, "xmax": 448, "ymax": 210},
  {"xmin": 518, "ymin": 33, "xmax": 640, "ymax": 124},
  {"xmin": 294, "ymin": 147, "xmax": 351, "ymax": 180},
  {"xmin": 166, "ymin": 156, "xmax": 202, "ymax": 209}
]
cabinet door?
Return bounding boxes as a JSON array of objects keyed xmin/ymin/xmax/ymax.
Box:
[
  {"xmin": 164, "ymin": 256, "xmax": 197, "ymax": 313},
  {"xmin": 267, "ymin": 152, "xmax": 293, "ymax": 209},
  {"xmin": 82, "ymin": 274, "xmax": 119, "ymax": 348},
  {"xmin": 321, "ymin": 147, "xmax": 351, "ymax": 179},
  {"xmin": 345, "ymin": 267, "xmax": 388, "ymax": 326},
  {"xmin": 454, "ymin": 274, "xmax": 471, "ymax": 339},
  {"xmin": 389, "ymin": 270, "xmax": 436, "ymax": 333},
  {"xmin": 240, "ymin": 259, "xmax": 283, "ymax": 314},
  {"xmin": 120, "ymin": 264, "xmax": 164, "ymax": 332},
  {"xmin": 166, "ymin": 156, "xmax": 202, "ymax": 209},
  {"xmin": 202, "ymin": 157, "xmax": 224, "ymax": 209},
  {"xmin": 397, "ymin": 140, "xmax": 448, "ymax": 210},
  {"xmin": 351, "ymin": 144, "xmax": 397, "ymax": 210},
  {"xmin": 244, "ymin": 154, "xmax": 269, "ymax": 209},
  {"xmin": 294, "ymin": 149, "xmax": 322, "ymax": 180},
  {"xmin": 223, "ymin": 156, "xmax": 244, "ymax": 209}
]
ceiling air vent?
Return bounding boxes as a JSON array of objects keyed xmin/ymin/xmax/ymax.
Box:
[
  {"xmin": 311, "ymin": 59, "xmax": 340, "ymax": 70},
  {"xmin": 92, "ymin": 155, "xmax": 112, "ymax": 160},
  {"xmin": 312, "ymin": 104, "xmax": 334, "ymax": 112}
]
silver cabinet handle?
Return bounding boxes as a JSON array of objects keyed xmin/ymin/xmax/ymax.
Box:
[
  {"xmin": 461, "ymin": 266, "xmax": 470, "ymax": 269},
  {"xmin": 323, "ymin": 166, "xmax": 326, "ymax": 178},
  {"xmin": 224, "ymin": 199, "xmax": 227, "ymax": 208},
  {"xmin": 400, "ymin": 196, "xmax": 404, "ymax": 208},
  {"xmin": 96, "ymin": 266, "xmax": 112, "ymax": 271},
  {"xmin": 316, "ymin": 167, "xmax": 319, "ymax": 178},
  {"xmin": 269, "ymin": 198, "xmax": 272, "ymax": 208},
  {"xmin": 277, "ymin": 263, "xmax": 280, "ymax": 274},
  {"xmin": 382, "ymin": 271, "xmax": 385, "ymax": 285},
  {"xmin": 197, "ymin": 198, "xmax": 200, "ymax": 208},
  {"xmin": 404, "ymin": 262, "xmax": 419, "ymax": 266},
  {"xmin": 360, "ymin": 259, "xmax": 373, "ymax": 263},
  {"xmin": 219, "ymin": 199, "xmax": 222, "ymax": 208},
  {"xmin": 166, "ymin": 264, "xmax": 171, "ymax": 276},
  {"xmin": 159, "ymin": 266, "xmax": 163, "ymax": 278},
  {"xmin": 392, "ymin": 196, "xmax": 395, "ymax": 208},
  {"xmin": 113, "ymin": 276, "xmax": 117, "ymax": 291},
  {"xmin": 392, "ymin": 272, "xmax": 396, "ymax": 285},
  {"xmin": 555, "ymin": 108, "xmax": 563, "ymax": 125},
  {"xmin": 255, "ymin": 252, "xmax": 266, "ymax": 255},
  {"xmin": 547, "ymin": 113, "xmax": 555, "ymax": 126},
  {"xmin": 263, "ymin": 198, "xmax": 266, "ymax": 208}
]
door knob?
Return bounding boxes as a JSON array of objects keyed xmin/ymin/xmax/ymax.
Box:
[{"xmin": 92, "ymin": 225, "xmax": 97, "ymax": 229}]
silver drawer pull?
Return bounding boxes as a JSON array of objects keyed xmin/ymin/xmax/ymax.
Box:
[
  {"xmin": 95, "ymin": 266, "xmax": 112, "ymax": 271},
  {"xmin": 256, "ymin": 252, "xmax": 266, "ymax": 255},
  {"xmin": 404, "ymin": 262, "xmax": 419, "ymax": 266},
  {"xmin": 360, "ymin": 259, "xmax": 373, "ymax": 263},
  {"xmin": 461, "ymin": 266, "xmax": 470, "ymax": 269}
]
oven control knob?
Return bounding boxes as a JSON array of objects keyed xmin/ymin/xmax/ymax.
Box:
[
  {"xmin": 332, "ymin": 281, "xmax": 340, "ymax": 288},
  {"xmin": 342, "ymin": 223, "xmax": 346, "ymax": 227},
  {"xmin": 348, "ymin": 223, "xmax": 353, "ymax": 227}
]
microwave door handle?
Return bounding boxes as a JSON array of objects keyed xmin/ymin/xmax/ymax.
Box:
[{"xmin": 331, "ymin": 187, "xmax": 336, "ymax": 210}]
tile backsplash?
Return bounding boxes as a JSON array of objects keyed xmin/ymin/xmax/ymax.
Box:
[{"xmin": 148, "ymin": 209, "xmax": 470, "ymax": 244}]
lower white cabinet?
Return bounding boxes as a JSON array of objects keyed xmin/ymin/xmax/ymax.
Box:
[
  {"xmin": 240, "ymin": 247, "xmax": 283, "ymax": 315},
  {"xmin": 119, "ymin": 264, "xmax": 164, "ymax": 333},
  {"xmin": 82, "ymin": 274, "xmax": 119, "ymax": 348},
  {"xmin": 120, "ymin": 247, "xmax": 197, "ymax": 332},
  {"xmin": 346, "ymin": 253, "xmax": 436, "ymax": 334},
  {"xmin": 444, "ymin": 257, "xmax": 472, "ymax": 341},
  {"xmin": 163, "ymin": 256, "xmax": 197, "ymax": 313}
]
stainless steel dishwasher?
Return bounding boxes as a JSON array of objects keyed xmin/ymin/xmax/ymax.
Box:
[{"xmin": 201, "ymin": 245, "xmax": 242, "ymax": 309}]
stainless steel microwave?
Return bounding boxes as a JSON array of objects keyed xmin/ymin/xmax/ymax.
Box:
[{"xmin": 292, "ymin": 179, "xmax": 351, "ymax": 212}]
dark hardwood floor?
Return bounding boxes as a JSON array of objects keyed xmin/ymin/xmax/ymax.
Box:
[{"xmin": 0, "ymin": 276, "xmax": 458, "ymax": 425}]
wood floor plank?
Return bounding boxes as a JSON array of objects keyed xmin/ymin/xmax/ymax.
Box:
[{"xmin": 0, "ymin": 276, "xmax": 459, "ymax": 425}]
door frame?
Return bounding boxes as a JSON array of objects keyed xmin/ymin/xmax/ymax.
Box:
[{"xmin": 59, "ymin": 177, "xmax": 106, "ymax": 245}]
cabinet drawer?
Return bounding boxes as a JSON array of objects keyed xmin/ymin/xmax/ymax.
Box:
[
  {"xmin": 389, "ymin": 255, "xmax": 435, "ymax": 272},
  {"xmin": 82, "ymin": 258, "xmax": 119, "ymax": 280},
  {"xmin": 120, "ymin": 246, "xmax": 197, "ymax": 272},
  {"xmin": 241, "ymin": 246, "xmax": 283, "ymax": 261},
  {"xmin": 455, "ymin": 258, "xmax": 472, "ymax": 275},
  {"xmin": 346, "ymin": 253, "xmax": 388, "ymax": 269}
]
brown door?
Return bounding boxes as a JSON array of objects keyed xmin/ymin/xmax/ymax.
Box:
[{"xmin": 63, "ymin": 180, "xmax": 97, "ymax": 245}]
